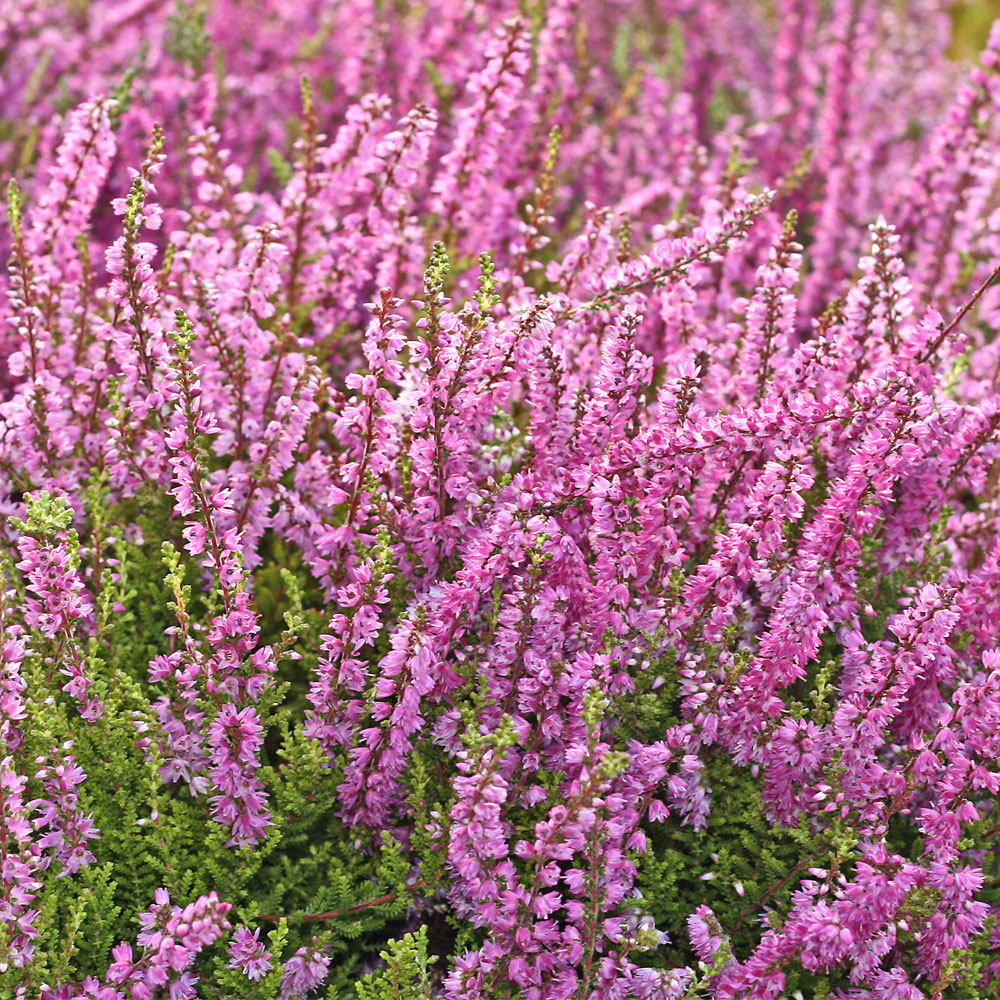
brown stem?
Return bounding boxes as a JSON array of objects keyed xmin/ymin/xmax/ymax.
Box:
[{"xmin": 258, "ymin": 879, "xmax": 426, "ymax": 923}]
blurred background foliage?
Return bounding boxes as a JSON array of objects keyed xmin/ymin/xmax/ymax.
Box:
[{"xmin": 953, "ymin": 0, "xmax": 1000, "ymax": 58}]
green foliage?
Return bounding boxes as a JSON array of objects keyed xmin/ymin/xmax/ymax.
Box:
[
  {"xmin": 635, "ymin": 753, "xmax": 809, "ymax": 962},
  {"xmin": 165, "ymin": 0, "xmax": 213, "ymax": 74},
  {"xmin": 952, "ymin": 1, "xmax": 1000, "ymax": 59},
  {"xmin": 354, "ymin": 926, "xmax": 436, "ymax": 1000}
]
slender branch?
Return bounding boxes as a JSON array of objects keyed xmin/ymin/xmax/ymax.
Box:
[
  {"xmin": 258, "ymin": 879, "xmax": 426, "ymax": 923},
  {"xmin": 920, "ymin": 258, "xmax": 1000, "ymax": 362}
]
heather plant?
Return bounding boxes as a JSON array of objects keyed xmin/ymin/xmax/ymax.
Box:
[{"xmin": 3, "ymin": 1, "xmax": 1000, "ymax": 999}]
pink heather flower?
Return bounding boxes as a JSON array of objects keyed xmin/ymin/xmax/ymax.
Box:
[
  {"xmin": 227, "ymin": 926, "xmax": 273, "ymax": 981},
  {"xmin": 279, "ymin": 943, "xmax": 331, "ymax": 999},
  {"xmin": 103, "ymin": 889, "xmax": 230, "ymax": 997},
  {"xmin": 207, "ymin": 704, "xmax": 271, "ymax": 847}
]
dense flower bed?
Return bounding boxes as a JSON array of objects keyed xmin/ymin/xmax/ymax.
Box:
[{"xmin": 2, "ymin": 2, "xmax": 1000, "ymax": 998}]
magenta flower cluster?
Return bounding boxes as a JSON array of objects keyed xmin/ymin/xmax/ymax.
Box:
[{"xmin": 2, "ymin": 1, "xmax": 1000, "ymax": 998}]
